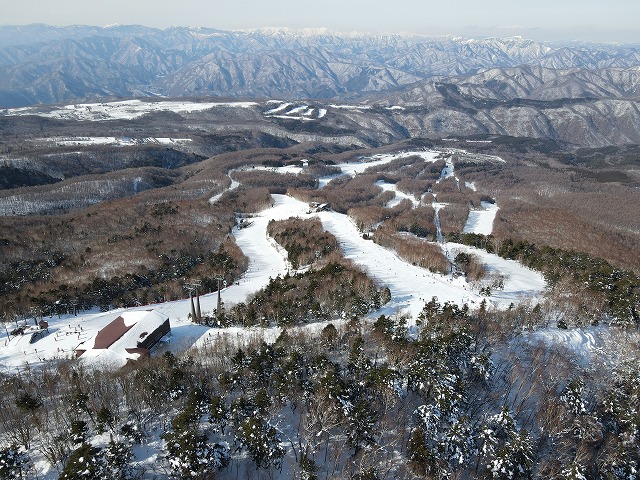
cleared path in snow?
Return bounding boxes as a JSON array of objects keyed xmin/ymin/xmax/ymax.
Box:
[
  {"xmin": 462, "ymin": 201, "xmax": 499, "ymax": 235},
  {"xmin": 445, "ymin": 243, "xmax": 547, "ymax": 306},
  {"xmin": 316, "ymin": 205, "xmax": 479, "ymax": 321},
  {"xmin": 375, "ymin": 180, "xmax": 420, "ymax": 208}
]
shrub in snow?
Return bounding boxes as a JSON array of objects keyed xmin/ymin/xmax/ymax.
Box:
[
  {"xmin": 407, "ymin": 427, "xmax": 438, "ymax": 476},
  {"xmin": 208, "ymin": 394, "xmax": 229, "ymax": 434},
  {"xmin": 15, "ymin": 392, "xmax": 41, "ymax": 413},
  {"xmin": 470, "ymin": 352, "xmax": 494, "ymax": 382},
  {"xmin": 104, "ymin": 437, "xmax": 135, "ymax": 480},
  {"xmin": 320, "ymin": 322, "xmax": 338, "ymax": 347},
  {"xmin": 345, "ymin": 399, "xmax": 378, "ymax": 454},
  {"xmin": 353, "ymin": 466, "xmax": 379, "ymax": 479},
  {"xmin": 120, "ymin": 420, "xmax": 144, "ymax": 444},
  {"xmin": 96, "ymin": 406, "xmax": 115, "ymax": 434},
  {"xmin": 298, "ymin": 450, "xmax": 318, "ymax": 480},
  {"xmin": 69, "ymin": 420, "xmax": 88, "ymax": 445}
]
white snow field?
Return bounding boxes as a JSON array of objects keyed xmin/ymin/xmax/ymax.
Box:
[
  {"xmin": 318, "ymin": 149, "xmax": 441, "ymax": 188},
  {"xmin": 4, "ymin": 99, "xmax": 258, "ymax": 121},
  {"xmin": 41, "ymin": 136, "xmax": 192, "ymax": 147},
  {"xmin": 524, "ymin": 325, "xmax": 640, "ymax": 368},
  {"xmin": 463, "ymin": 201, "xmax": 500, "ymax": 235},
  {"xmin": 444, "ymin": 243, "xmax": 547, "ymax": 307},
  {"xmin": 264, "ymin": 102, "xmax": 292, "ymax": 115}
]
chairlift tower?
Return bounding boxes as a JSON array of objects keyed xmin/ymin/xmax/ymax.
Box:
[
  {"xmin": 214, "ymin": 275, "xmax": 226, "ymax": 318},
  {"xmin": 183, "ymin": 281, "xmax": 202, "ymax": 322}
]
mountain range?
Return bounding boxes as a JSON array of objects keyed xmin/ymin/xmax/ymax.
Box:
[{"xmin": 1, "ymin": 24, "xmax": 639, "ymax": 108}]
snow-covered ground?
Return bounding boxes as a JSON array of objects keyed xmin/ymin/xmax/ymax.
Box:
[
  {"xmin": 208, "ymin": 176, "xmax": 240, "ymax": 204},
  {"xmin": 463, "ymin": 201, "xmax": 499, "ymax": 235},
  {"xmin": 0, "ymin": 308, "xmax": 209, "ymax": 373},
  {"xmin": 263, "ymin": 102, "xmax": 322, "ymax": 121},
  {"xmin": 236, "ymin": 164, "xmax": 306, "ymax": 176},
  {"xmin": 432, "ymin": 197, "xmax": 448, "ymax": 243},
  {"xmin": 264, "ymin": 102, "xmax": 292, "ymax": 115},
  {"xmin": 3, "ymin": 99, "xmax": 258, "ymax": 121},
  {"xmin": 40, "ymin": 136, "xmax": 192, "ymax": 147},
  {"xmin": 328, "ymin": 103, "xmax": 372, "ymax": 111},
  {"xmin": 523, "ymin": 324, "xmax": 640, "ymax": 368},
  {"xmin": 375, "ymin": 180, "xmax": 420, "ymax": 208},
  {"xmin": 444, "ymin": 242, "xmax": 546, "ymax": 307},
  {"xmin": 318, "ymin": 149, "xmax": 440, "ymax": 188}
]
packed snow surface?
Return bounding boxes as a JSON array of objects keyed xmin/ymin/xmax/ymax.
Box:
[
  {"xmin": 444, "ymin": 243, "xmax": 547, "ymax": 307},
  {"xmin": 264, "ymin": 102, "xmax": 292, "ymax": 115},
  {"xmin": 463, "ymin": 201, "xmax": 499, "ymax": 235}
]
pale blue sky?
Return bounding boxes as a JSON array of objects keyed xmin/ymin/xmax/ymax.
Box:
[{"xmin": 1, "ymin": 0, "xmax": 638, "ymax": 43}]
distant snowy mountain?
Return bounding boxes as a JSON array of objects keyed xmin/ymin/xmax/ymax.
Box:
[{"xmin": 1, "ymin": 24, "xmax": 639, "ymax": 107}]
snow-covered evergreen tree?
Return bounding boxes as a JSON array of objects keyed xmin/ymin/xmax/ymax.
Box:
[
  {"xmin": 59, "ymin": 443, "xmax": 106, "ymax": 480},
  {"xmin": 481, "ymin": 407, "xmax": 534, "ymax": 479},
  {"xmin": 104, "ymin": 437, "xmax": 135, "ymax": 480},
  {"xmin": 163, "ymin": 428, "xmax": 230, "ymax": 478},
  {"xmin": 234, "ymin": 415, "xmax": 285, "ymax": 469},
  {"xmin": 560, "ymin": 461, "xmax": 587, "ymax": 480},
  {"xmin": 0, "ymin": 445, "xmax": 30, "ymax": 480},
  {"xmin": 561, "ymin": 377, "xmax": 587, "ymax": 416}
]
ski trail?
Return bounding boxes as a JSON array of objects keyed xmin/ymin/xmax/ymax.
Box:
[
  {"xmin": 463, "ymin": 201, "xmax": 499, "ymax": 235},
  {"xmin": 208, "ymin": 171, "xmax": 240, "ymax": 204}
]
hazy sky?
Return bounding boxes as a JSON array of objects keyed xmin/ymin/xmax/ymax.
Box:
[{"xmin": 1, "ymin": 0, "xmax": 639, "ymax": 43}]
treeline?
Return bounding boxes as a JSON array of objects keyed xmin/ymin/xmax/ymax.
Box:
[
  {"xmin": 449, "ymin": 232, "xmax": 640, "ymax": 324},
  {"xmin": 233, "ymin": 170, "xmax": 317, "ymax": 193},
  {"xmin": 0, "ymin": 168, "xmax": 179, "ymax": 216}
]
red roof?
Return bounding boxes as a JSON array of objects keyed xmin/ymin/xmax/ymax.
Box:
[{"xmin": 92, "ymin": 316, "xmax": 133, "ymax": 349}]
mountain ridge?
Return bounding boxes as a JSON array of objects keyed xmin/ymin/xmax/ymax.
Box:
[{"xmin": 1, "ymin": 24, "xmax": 640, "ymax": 108}]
